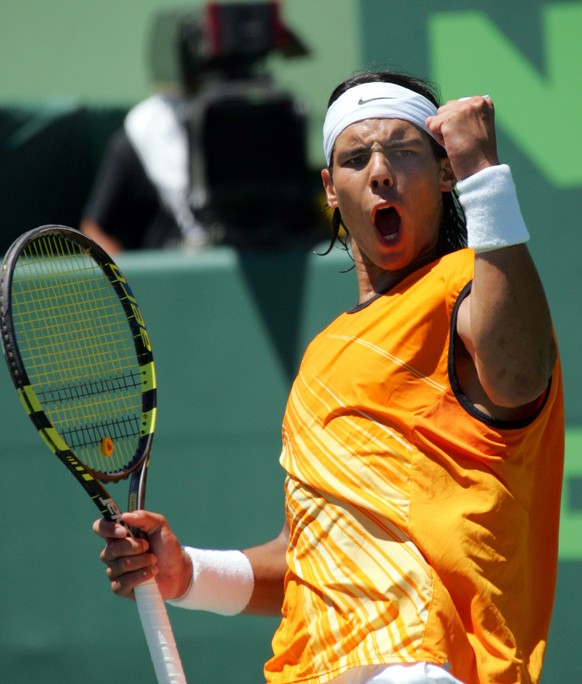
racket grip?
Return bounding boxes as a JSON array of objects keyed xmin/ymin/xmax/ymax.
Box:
[{"xmin": 134, "ymin": 578, "xmax": 188, "ymax": 684}]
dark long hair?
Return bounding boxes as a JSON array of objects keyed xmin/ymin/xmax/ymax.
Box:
[{"xmin": 322, "ymin": 70, "xmax": 467, "ymax": 257}]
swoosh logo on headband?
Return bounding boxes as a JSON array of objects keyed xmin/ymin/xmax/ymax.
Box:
[{"xmin": 357, "ymin": 96, "xmax": 396, "ymax": 105}]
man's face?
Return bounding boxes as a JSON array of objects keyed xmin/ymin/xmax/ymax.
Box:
[{"xmin": 322, "ymin": 118, "xmax": 455, "ymax": 278}]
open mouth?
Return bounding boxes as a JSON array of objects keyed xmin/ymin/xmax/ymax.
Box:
[{"xmin": 374, "ymin": 206, "xmax": 401, "ymax": 241}]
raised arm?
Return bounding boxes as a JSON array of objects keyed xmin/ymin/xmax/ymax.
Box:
[{"xmin": 427, "ymin": 97, "xmax": 556, "ymax": 411}]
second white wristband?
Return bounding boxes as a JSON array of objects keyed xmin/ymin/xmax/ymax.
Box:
[
  {"xmin": 166, "ymin": 547, "xmax": 254, "ymax": 616},
  {"xmin": 457, "ymin": 164, "xmax": 530, "ymax": 253}
]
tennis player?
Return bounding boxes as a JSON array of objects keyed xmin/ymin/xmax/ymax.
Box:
[{"xmin": 94, "ymin": 70, "xmax": 564, "ymax": 683}]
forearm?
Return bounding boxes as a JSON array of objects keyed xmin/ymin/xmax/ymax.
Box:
[
  {"xmin": 242, "ymin": 523, "xmax": 289, "ymax": 616},
  {"xmin": 457, "ymin": 165, "xmax": 556, "ymax": 406}
]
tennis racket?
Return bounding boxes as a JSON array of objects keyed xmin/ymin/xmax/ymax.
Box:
[{"xmin": 0, "ymin": 225, "xmax": 187, "ymax": 684}]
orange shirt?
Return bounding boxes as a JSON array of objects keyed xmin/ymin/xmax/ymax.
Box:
[{"xmin": 266, "ymin": 249, "xmax": 564, "ymax": 684}]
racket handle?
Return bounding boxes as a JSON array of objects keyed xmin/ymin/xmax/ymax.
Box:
[{"xmin": 134, "ymin": 578, "xmax": 188, "ymax": 684}]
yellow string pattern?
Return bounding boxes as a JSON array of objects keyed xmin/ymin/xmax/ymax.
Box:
[{"xmin": 10, "ymin": 234, "xmax": 147, "ymax": 475}]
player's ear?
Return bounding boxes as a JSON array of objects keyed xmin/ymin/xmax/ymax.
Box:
[
  {"xmin": 321, "ymin": 168, "xmax": 338, "ymax": 209},
  {"xmin": 438, "ymin": 156, "xmax": 457, "ymax": 192}
]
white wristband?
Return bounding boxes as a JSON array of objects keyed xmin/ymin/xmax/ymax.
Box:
[
  {"xmin": 166, "ymin": 547, "xmax": 254, "ymax": 616},
  {"xmin": 457, "ymin": 164, "xmax": 530, "ymax": 253}
]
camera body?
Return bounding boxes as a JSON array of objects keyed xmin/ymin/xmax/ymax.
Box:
[{"xmin": 179, "ymin": 2, "xmax": 285, "ymax": 81}]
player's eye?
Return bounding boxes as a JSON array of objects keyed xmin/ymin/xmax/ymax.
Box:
[
  {"xmin": 393, "ymin": 149, "xmax": 414, "ymax": 159},
  {"xmin": 341, "ymin": 152, "xmax": 369, "ymax": 168}
]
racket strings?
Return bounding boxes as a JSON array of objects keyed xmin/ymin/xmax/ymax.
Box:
[
  {"xmin": 11, "ymin": 235, "xmax": 145, "ymax": 475},
  {"xmin": 36, "ymin": 370, "xmax": 142, "ymax": 403},
  {"xmin": 35, "ymin": 369, "xmax": 143, "ymax": 458},
  {"xmin": 61, "ymin": 414, "xmax": 142, "ymax": 458}
]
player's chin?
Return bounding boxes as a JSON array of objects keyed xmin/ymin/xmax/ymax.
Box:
[
  {"xmin": 373, "ymin": 238, "xmax": 410, "ymax": 270},
  {"xmin": 377, "ymin": 230, "xmax": 404, "ymax": 254},
  {"xmin": 379, "ymin": 234, "xmax": 440, "ymax": 271}
]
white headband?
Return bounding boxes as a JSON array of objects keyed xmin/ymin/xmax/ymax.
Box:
[{"xmin": 322, "ymin": 82, "xmax": 438, "ymax": 165}]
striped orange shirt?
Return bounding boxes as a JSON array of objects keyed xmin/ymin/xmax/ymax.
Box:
[{"xmin": 265, "ymin": 249, "xmax": 564, "ymax": 684}]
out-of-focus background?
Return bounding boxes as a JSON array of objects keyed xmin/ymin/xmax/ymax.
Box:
[{"xmin": 1, "ymin": 1, "xmax": 580, "ymax": 682}]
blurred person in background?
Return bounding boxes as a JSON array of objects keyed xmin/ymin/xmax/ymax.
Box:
[{"xmin": 81, "ymin": 1, "xmax": 312, "ymax": 253}]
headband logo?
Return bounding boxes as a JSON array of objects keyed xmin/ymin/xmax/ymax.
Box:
[{"xmin": 357, "ymin": 96, "xmax": 396, "ymax": 105}]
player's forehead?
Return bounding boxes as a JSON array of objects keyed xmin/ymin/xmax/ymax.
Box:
[{"xmin": 334, "ymin": 117, "xmax": 428, "ymax": 151}]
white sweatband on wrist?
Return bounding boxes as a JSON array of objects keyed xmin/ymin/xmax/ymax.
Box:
[
  {"xmin": 166, "ymin": 547, "xmax": 254, "ymax": 616},
  {"xmin": 457, "ymin": 164, "xmax": 530, "ymax": 253}
]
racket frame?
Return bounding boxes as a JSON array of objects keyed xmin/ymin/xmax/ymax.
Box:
[{"xmin": 0, "ymin": 225, "xmax": 156, "ymax": 521}]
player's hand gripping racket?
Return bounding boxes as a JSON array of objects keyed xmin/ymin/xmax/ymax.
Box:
[{"xmin": 0, "ymin": 225, "xmax": 187, "ymax": 684}]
